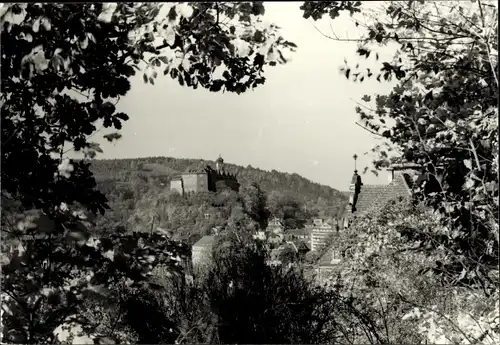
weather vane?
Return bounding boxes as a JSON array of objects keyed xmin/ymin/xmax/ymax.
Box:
[{"xmin": 353, "ymin": 154, "xmax": 358, "ymax": 171}]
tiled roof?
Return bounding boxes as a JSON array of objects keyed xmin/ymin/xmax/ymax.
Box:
[
  {"xmin": 354, "ymin": 184, "xmax": 388, "ymax": 215},
  {"xmin": 319, "ymin": 171, "xmax": 413, "ymax": 268},
  {"xmin": 362, "ymin": 172, "xmax": 411, "ymax": 215},
  {"xmin": 286, "ymin": 228, "xmax": 312, "ymax": 237},
  {"xmin": 352, "ymin": 171, "xmax": 412, "ymax": 217},
  {"xmin": 193, "ymin": 235, "xmax": 215, "ymax": 249},
  {"xmin": 318, "ymin": 246, "xmax": 338, "ymax": 268}
]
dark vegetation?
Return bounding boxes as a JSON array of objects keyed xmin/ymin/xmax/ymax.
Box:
[
  {"xmin": 89, "ymin": 157, "xmax": 347, "ymax": 243},
  {"xmin": 1, "ymin": 2, "xmax": 498, "ymax": 344}
]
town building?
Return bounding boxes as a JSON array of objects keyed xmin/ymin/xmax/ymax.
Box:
[
  {"xmin": 267, "ymin": 217, "xmax": 285, "ymax": 232},
  {"xmin": 191, "ymin": 235, "xmax": 216, "ymax": 269},
  {"xmin": 283, "ymin": 228, "xmax": 312, "ymax": 242},
  {"xmin": 170, "ymin": 155, "xmax": 240, "ymax": 195},
  {"xmin": 316, "ymin": 160, "xmax": 424, "ymax": 282},
  {"xmin": 310, "ymin": 217, "xmax": 337, "ymax": 251}
]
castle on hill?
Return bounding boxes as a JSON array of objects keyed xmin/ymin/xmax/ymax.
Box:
[{"xmin": 170, "ymin": 155, "xmax": 240, "ymax": 195}]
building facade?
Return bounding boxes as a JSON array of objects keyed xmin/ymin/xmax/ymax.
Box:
[
  {"xmin": 310, "ymin": 218, "xmax": 337, "ymax": 251},
  {"xmin": 170, "ymin": 155, "xmax": 240, "ymax": 195},
  {"xmin": 192, "ymin": 235, "xmax": 216, "ymax": 269}
]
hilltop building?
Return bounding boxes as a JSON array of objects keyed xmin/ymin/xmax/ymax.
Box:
[
  {"xmin": 316, "ymin": 159, "xmax": 425, "ymax": 282},
  {"xmin": 170, "ymin": 155, "xmax": 240, "ymax": 195}
]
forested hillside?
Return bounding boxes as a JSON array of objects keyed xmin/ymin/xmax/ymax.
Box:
[{"xmin": 89, "ymin": 157, "xmax": 347, "ymax": 243}]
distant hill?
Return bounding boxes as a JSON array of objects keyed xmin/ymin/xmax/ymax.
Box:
[{"xmin": 89, "ymin": 156, "xmax": 347, "ymax": 243}]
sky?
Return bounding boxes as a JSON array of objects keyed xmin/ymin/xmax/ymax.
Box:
[{"xmin": 95, "ymin": 2, "xmax": 398, "ymax": 191}]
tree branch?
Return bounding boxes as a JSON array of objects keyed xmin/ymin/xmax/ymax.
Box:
[{"xmin": 355, "ymin": 121, "xmax": 385, "ymax": 138}]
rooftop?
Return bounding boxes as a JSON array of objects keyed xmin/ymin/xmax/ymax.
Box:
[
  {"xmin": 318, "ymin": 246, "xmax": 338, "ymax": 268},
  {"xmin": 352, "ymin": 172, "xmax": 412, "ymax": 217},
  {"xmin": 319, "ymin": 171, "xmax": 414, "ymax": 269},
  {"xmin": 193, "ymin": 235, "xmax": 215, "ymax": 249},
  {"xmin": 285, "ymin": 228, "xmax": 312, "ymax": 236}
]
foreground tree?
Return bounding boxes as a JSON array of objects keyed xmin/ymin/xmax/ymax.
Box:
[
  {"xmin": 151, "ymin": 232, "xmax": 385, "ymax": 344},
  {"xmin": 326, "ymin": 197, "xmax": 499, "ymax": 344},
  {"xmin": 303, "ymin": 0, "xmax": 498, "ymax": 288},
  {"xmin": 1, "ymin": 3, "xmax": 295, "ymax": 343},
  {"xmin": 1, "ymin": 2, "xmax": 296, "ymax": 215}
]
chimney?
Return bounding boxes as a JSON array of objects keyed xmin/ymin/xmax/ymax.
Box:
[
  {"xmin": 388, "ymin": 161, "xmax": 422, "ymax": 182},
  {"xmin": 388, "ymin": 169, "xmax": 395, "ymax": 183}
]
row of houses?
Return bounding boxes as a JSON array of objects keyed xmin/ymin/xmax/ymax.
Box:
[{"xmin": 190, "ymin": 216, "xmax": 339, "ymax": 270}]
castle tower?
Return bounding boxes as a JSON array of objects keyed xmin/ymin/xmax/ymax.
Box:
[{"xmin": 215, "ymin": 154, "xmax": 224, "ymax": 173}]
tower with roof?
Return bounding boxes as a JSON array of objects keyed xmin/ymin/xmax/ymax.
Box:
[{"xmin": 215, "ymin": 154, "xmax": 224, "ymax": 173}]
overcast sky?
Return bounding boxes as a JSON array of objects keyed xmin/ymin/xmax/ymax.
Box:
[{"xmin": 96, "ymin": 2, "xmax": 398, "ymax": 191}]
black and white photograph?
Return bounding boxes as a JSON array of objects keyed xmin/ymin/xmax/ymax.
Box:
[{"xmin": 1, "ymin": 1, "xmax": 499, "ymax": 344}]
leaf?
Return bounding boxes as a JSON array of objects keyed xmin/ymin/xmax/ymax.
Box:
[
  {"xmin": 103, "ymin": 132, "xmax": 122, "ymax": 142},
  {"xmin": 170, "ymin": 68, "xmax": 178, "ymax": 79},
  {"xmin": 114, "ymin": 112, "xmax": 129, "ymax": 121},
  {"xmin": 463, "ymin": 178, "xmax": 475, "ymax": 190},
  {"xmin": 35, "ymin": 214, "xmax": 56, "ymax": 233},
  {"xmin": 68, "ymin": 224, "xmax": 90, "ymax": 243},
  {"xmin": 165, "ymin": 25, "xmax": 176, "ymax": 46},
  {"xmin": 32, "ymin": 17, "xmax": 40, "ymax": 32},
  {"xmin": 88, "ymin": 142, "xmax": 103, "ymax": 153},
  {"xmin": 158, "ymin": 56, "xmax": 169, "ymax": 64},
  {"xmin": 463, "ymin": 159, "xmax": 472, "ymax": 170},
  {"xmin": 143, "ymin": 73, "xmax": 148, "ymax": 83},
  {"xmin": 123, "ymin": 65, "xmax": 135, "ymax": 77}
]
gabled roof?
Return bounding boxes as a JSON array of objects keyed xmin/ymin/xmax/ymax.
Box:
[
  {"xmin": 353, "ymin": 184, "xmax": 388, "ymax": 215},
  {"xmin": 352, "ymin": 172, "xmax": 412, "ymax": 217},
  {"xmin": 318, "ymin": 246, "xmax": 338, "ymax": 268},
  {"xmin": 294, "ymin": 240, "xmax": 311, "ymax": 251},
  {"xmin": 362, "ymin": 172, "xmax": 412, "ymax": 215},
  {"xmin": 319, "ymin": 171, "xmax": 413, "ymax": 269},
  {"xmin": 285, "ymin": 228, "xmax": 312, "ymax": 237},
  {"xmin": 193, "ymin": 235, "xmax": 215, "ymax": 249}
]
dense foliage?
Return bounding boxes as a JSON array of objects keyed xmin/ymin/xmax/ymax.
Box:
[
  {"xmin": 303, "ymin": 0, "xmax": 498, "ymax": 287},
  {"xmin": 89, "ymin": 157, "xmax": 346, "ymax": 243},
  {"xmin": 2, "ymin": 1, "xmax": 498, "ymax": 344},
  {"xmin": 324, "ymin": 197, "xmax": 499, "ymax": 344},
  {"xmin": 123, "ymin": 229, "xmax": 393, "ymax": 345},
  {"xmin": 0, "ymin": 3, "xmax": 298, "ymax": 344},
  {"xmin": 303, "ymin": 1, "xmax": 499, "ymax": 343},
  {"xmin": 1, "ymin": 2, "xmax": 295, "ymax": 216}
]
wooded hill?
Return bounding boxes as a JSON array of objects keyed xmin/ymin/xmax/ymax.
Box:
[{"xmin": 89, "ymin": 156, "xmax": 347, "ymax": 243}]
